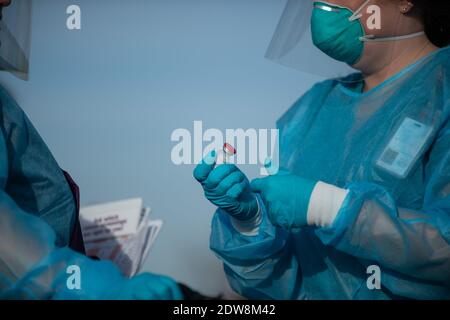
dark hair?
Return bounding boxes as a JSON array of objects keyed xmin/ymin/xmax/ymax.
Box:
[{"xmin": 412, "ymin": 0, "xmax": 450, "ymax": 47}]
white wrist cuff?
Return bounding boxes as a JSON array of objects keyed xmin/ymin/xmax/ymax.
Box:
[
  {"xmin": 230, "ymin": 198, "xmax": 262, "ymax": 237},
  {"xmin": 307, "ymin": 181, "xmax": 349, "ymax": 228}
]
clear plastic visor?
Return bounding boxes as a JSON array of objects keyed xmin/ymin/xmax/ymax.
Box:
[{"xmin": 0, "ymin": 0, "xmax": 32, "ymax": 80}]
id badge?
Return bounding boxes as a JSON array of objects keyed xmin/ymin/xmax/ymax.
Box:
[{"xmin": 376, "ymin": 117, "xmax": 433, "ymax": 179}]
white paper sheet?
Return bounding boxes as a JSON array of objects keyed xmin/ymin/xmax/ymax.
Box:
[
  {"xmin": 80, "ymin": 198, "xmax": 142, "ymax": 242},
  {"xmin": 80, "ymin": 198, "xmax": 163, "ymax": 277}
]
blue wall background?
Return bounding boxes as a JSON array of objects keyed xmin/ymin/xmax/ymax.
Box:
[{"xmin": 0, "ymin": 0, "xmax": 322, "ymax": 295}]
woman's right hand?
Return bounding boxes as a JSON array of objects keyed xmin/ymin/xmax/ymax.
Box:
[{"xmin": 193, "ymin": 151, "xmax": 259, "ymax": 221}]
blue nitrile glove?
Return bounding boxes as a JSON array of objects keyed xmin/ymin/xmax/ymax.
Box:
[
  {"xmin": 116, "ymin": 273, "xmax": 183, "ymax": 300},
  {"xmin": 250, "ymin": 173, "xmax": 317, "ymax": 229},
  {"xmin": 193, "ymin": 151, "xmax": 259, "ymax": 221}
]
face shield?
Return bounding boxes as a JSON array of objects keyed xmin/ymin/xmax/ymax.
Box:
[
  {"xmin": 266, "ymin": 0, "xmax": 426, "ymax": 82},
  {"xmin": 0, "ymin": 0, "xmax": 32, "ymax": 80}
]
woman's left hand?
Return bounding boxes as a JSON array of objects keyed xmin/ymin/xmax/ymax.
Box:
[{"xmin": 251, "ymin": 173, "xmax": 317, "ymax": 229}]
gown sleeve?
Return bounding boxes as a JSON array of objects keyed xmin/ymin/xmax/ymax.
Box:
[
  {"xmin": 315, "ymin": 115, "xmax": 450, "ymax": 299},
  {"xmin": 210, "ymin": 196, "xmax": 302, "ymax": 299},
  {"xmin": 1, "ymin": 131, "xmax": 138, "ymax": 299}
]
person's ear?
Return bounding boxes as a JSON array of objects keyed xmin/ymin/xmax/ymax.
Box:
[{"xmin": 398, "ymin": 0, "xmax": 414, "ymax": 14}]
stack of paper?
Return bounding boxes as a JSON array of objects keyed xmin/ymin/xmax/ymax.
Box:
[{"xmin": 79, "ymin": 198, "xmax": 162, "ymax": 277}]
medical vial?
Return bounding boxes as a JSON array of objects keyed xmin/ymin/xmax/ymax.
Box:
[{"xmin": 216, "ymin": 143, "xmax": 236, "ymax": 165}]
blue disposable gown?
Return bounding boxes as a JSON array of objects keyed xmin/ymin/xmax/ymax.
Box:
[
  {"xmin": 210, "ymin": 47, "xmax": 450, "ymax": 300},
  {"xmin": 0, "ymin": 85, "xmax": 76, "ymax": 246},
  {"xmin": 0, "ymin": 87, "xmax": 139, "ymax": 299}
]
